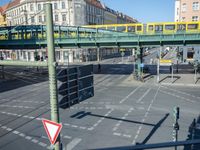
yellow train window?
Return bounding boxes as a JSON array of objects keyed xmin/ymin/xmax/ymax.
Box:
[
  {"xmin": 137, "ymin": 26, "xmax": 142, "ymax": 31},
  {"xmin": 99, "ymin": 27, "xmax": 106, "ymax": 30},
  {"xmin": 177, "ymin": 24, "xmax": 186, "ymax": 30},
  {"xmin": 128, "ymin": 26, "xmax": 136, "ymax": 32},
  {"xmin": 165, "ymin": 25, "xmax": 175, "ymax": 30},
  {"xmin": 148, "ymin": 25, "xmax": 154, "ymax": 31},
  {"xmin": 117, "ymin": 26, "xmax": 126, "ymax": 32},
  {"xmin": 155, "ymin": 25, "xmax": 163, "ymax": 31},
  {"xmin": 188, "ymin": 24, "xmax": 198, "ymax": 29}
]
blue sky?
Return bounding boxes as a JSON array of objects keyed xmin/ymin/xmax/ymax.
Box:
[
  {"xmin": 101, "ymin": 0, "xmax": 174, "ymax": 23},
  {"xmin": 0, "ymin": 0, "xmax": 175, "ymax": 23}
]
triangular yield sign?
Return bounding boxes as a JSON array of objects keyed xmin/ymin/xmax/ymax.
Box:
[{"xmin": 42, "ymin": 119, "xmax": 62, "ymax": 145}]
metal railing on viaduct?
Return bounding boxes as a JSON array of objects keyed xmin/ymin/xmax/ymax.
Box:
[{"xmin": 0, "ymin": 25, "xmax": 200, "ymax": 49}]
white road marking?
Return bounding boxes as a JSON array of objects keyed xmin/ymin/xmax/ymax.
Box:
[
  {"xmin": 112, "ymin": 108, "xmax": 133, "ymax": 132},
  {"xmin": 159, "ymin": 90, "xmax": 195, "ymax": 103},
  {"xmin": 132, "ymin": 85, "xmax": 160, "ymax": 144},
  {"xmin": 113, "ymin": 132, "xmax": 121, "ymax": 136},
  {"xmin": 161, "ymin": 85, "xmax": 200, "ymax": 99},
  {"xmin": 62, "ymin": 135, "xmax": 72, "ymax": 139},
  {"xmin": 66, "ymin": 138, "xmax": 82, "ymax": 150},
  {"xmin": 0, "ymin": 124, "xmax": 49, "ymax": 148},
  {"xmin": 136, "ymin": 88, "xmax": 151, "ymax": 103},
  {"xmin": 119, "ymin": 85, "xmax": 143, "ymax": 104}
]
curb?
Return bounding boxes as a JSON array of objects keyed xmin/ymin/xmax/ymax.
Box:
[{"xmin": 160, "ymin": 82, "xmax": 200, "ymax": 87}]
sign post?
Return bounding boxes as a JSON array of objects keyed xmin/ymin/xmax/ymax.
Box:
[{"xmin": 46, "ymin": 3, "xmax": 61, "ymax": 150}]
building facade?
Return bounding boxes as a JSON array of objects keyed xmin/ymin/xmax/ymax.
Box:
[
  {"xmin": 175, "ymin": 0, "xmax": 200, "ymax": 22},
  {"xmin": 5, "ymin": 0, "xmax": 86, "ymax": 26},
  {"xmin": 0, "ymin": 4, "xmax": 8, "ymax": 26}
]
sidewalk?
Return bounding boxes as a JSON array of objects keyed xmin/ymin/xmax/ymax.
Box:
[{"xmin": 158, "ymin": 73, "xmax": 200, "ymax": 87}]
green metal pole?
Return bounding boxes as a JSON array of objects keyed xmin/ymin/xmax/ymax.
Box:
[
  {"xmin": 46, "ymin": 3, "xmax": 61, "ymax": 150},
  {"xmin": 136, "ymin": 46, "xmax": 141, "ymax": 80},
  {"xmin": 97, "ymin": 47, "xmax": 100, "ymax": 62}
]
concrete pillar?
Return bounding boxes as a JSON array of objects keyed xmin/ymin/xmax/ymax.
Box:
[
  {"xmin": 194, "ymin": 46, "xmax": 200, "ymax": 62},
  {"xmin": 26, "ymin": 51, "xmax": 29, "ymax": 61},
  {"xmin": 69, "ymin": 50, "xmax": 74, "ymax": 63},
  {"xmin": 30, "ymin": 51, "xmax": 34, "ymax": 61},
  {"xmin": 183, "ymin": 47, "xmax": 187, "ymax": 63},
  {"xmin": 60, "ymin": 49, "xmax": 64, "ymax": 63},
  {"xmin": 97, "ymin": 47, "xmax": 100, "ymax": 62}
]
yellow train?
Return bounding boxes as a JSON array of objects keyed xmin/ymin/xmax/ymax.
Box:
[{"xmin": 83, "ymin": 22, "xmax": 200, "ymax": 34}]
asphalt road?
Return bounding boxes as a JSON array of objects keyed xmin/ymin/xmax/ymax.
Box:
[{"xmin": 0, "ymin": 57, "xmax": 200, "ymax": 150}]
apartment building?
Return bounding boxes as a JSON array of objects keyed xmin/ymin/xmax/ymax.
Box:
[
  {"xmin": 175, "ymin": 0, "xmax": 200, "ymax": 63},
  {"xmin": 0, "ymin": 4, "xmax": 8, "ymax": 26},
  {"xmin": 175, "ymin": 0, "xmax": 200, "ymax": 22}
]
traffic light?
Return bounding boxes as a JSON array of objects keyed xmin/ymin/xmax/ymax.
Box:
[
  {"xmin": 173, "ymin": 107, "xmax": 180, "ymax": 120},
  {"xmin": 57, "ymin": 65, "xmax": 94, "ymax": 109}
]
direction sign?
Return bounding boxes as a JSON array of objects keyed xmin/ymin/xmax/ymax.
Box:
[
  {"xmin": 42, "ymin": 119, "xmax": 62, "ymax": 145},
  {"xmin": 160, "ymin": 59, "xmax": 172, "ymax": 66},
  {"xmin": 160, "ymin": 59, "xmax": 172, "ymax": 63}
]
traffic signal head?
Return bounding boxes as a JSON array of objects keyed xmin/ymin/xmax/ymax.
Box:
[{"xmin": 173, "ymin": 107, "xmax": 180, "ymax": 120}]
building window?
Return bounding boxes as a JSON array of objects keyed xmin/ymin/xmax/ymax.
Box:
[
  {"xmin": 182, "ymin": 3, "xmax": 187, "ymax": 12},
  {"xmin": 192, "ymin": 16, "xmax": 199, "ymax": 21},
  {"xmin": 62, "ymin": 2, "xmax": 65, "ymax": 9},
  {"xmin": 38, "ymin": 4, "xmax": 41, "ymax": 11},
  {"xmin": 54, "ymin": 3, "xmax": 58, "ymax": 9},
  {"xmin": 193, "ymin": 2, "xmax": 199, "ymax": 11},
  {"xmin": 181, "ymin": 17, "xmax": 185, "ymax": 21},
  {"xmin": 31, "ymin": 16, "xmax": 35, "ymax": 23},
  {"xmin": 30, "ymin": 4, "xmax": 34, "ymax": 11},
  {"xmin": 62, "ymin": 14, "xmax": 66, "ymax": 21},
  {"xmin": 39, "ymin": 16, "xmax": 42, "ymax": 23},
  {"xmin": 55, "ymin": 15, "xmax": 58, "ymax": 21}
]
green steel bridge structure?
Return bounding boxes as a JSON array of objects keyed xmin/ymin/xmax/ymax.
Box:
[
  {"xmin": 0, "ymin": 25, "xmax": 200, "ymax": 80},
  {"xmin": 0, "ymin": 25, "xmax": 200, "ymax": 49},
  {"xmin": 1, "ymin": 25, "xmax": 200, "ymax": 77}
]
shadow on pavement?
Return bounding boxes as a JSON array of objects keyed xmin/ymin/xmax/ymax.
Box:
[
  {"xmin": 70, "ymin": 111, "xmax": 162, "ymax": 127},
  {"xmin": 0, "ymin": 69, "xmax": 48, "ymax": 93},
  {"xmin": 93, "ymin": 64, "xmax": 133, "ymax": 75},
  {"xmin": 184, "ymin": 115, "xmax": 200, "ymax": 150},
  {"xmin": 139, "ymin": 113, "xmax": 169, "ymax": 144}
]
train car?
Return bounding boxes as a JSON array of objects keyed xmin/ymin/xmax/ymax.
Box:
[
  {"xmin": 147, "ymin": 22, "xmax": 177, "ymax": 34},
  {"xmin": 83, "ymin": 23, "xmax": 144, "ymax": 34},
  {"xmin": 147, "ymin": 22, "xmax": 200, "ymax": 34}
]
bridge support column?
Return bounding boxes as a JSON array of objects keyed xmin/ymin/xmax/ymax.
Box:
[
  {"xmin": 135, "ymin": 47, "xmax": 143, "ymax": 81},
  {"xmin": 157, "ymin": 46, "xmax": 162, "ymax": 83},
  {"xmin": 69, "ymin": 50, "xmax": 74, "ymax": 63},
  {"xmin": 183, "ymin": 47, "xmax": 187, "ymax": 63},
  {"xmin": 97, "ymin": 47, "xmax": 100, "ymax": 62}
]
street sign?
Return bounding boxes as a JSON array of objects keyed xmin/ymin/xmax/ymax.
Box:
[
  {"xmin": 160, "ymin": 59, "xmax": 172, "ymax": 63},
  {"xmin": 42, "ymin": 119, "xmax": 62, "ymax": 145},
  {"xmin": 160, "ymin": 59, "xmax": 172, "ymax": 66},
  {"xmin": 140, "ymin": 63, "xmax": 144, "ymax": 68},
  {"xmin": 121, "ymin": 52, "xmax": 125, "ymax": 57}
]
